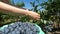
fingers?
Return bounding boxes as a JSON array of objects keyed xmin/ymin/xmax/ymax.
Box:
[
  {"xmin": 34, "ymin": 14, "xmax": 40, "ymax": 20},
  {"xmin": 36, "ymin": 13, "xmax": 40, "ymax": 16},
  {"xmin": 27, "ymin": 11, "xmax": 40, "ymax": 21}
]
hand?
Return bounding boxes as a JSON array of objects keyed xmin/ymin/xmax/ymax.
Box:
[{"xmin": 26, "ymin": 11, "xmax": 40, "ymax": 20}]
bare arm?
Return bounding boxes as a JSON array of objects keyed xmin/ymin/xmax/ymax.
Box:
[
  {"xmin": 0, "ymin": 2, "xmax": 28, "ymax": 16},
  {"xmin": 0, "ymin": 2, "xmax": 40, "ymax": 20}
]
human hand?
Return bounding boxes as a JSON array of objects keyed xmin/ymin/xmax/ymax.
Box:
[{"xmin": 26, "ymin": 11, "xmax": 40, "ymax": 20}]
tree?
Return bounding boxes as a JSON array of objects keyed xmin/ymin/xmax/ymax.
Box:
[
  {"xmin": 0, "ymin": 0, "xmax": 25, "ymax": 26},
  {"xmin": 30, "ymin": 0, "xmax": 40, "ymax": 12},
  {"xmin": 41, "ymin": 0, "xmax": 60, "ymax": 30}
]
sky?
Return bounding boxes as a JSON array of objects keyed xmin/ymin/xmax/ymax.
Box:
[
  {"xmin": 22, "ymin": 0, "xmax": 44, "ymax": 9},
  {"xmin": 12, "ymin": 0, "xmax": 48, "ymax": 10}
]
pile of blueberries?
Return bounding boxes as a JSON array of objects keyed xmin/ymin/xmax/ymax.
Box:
[{"xmin": 0, "ymin": 22, "xmax": 40, "ymax": 34}]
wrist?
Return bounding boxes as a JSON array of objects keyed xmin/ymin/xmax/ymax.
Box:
[
  {"xmin": 25, "ymin": 11, "xmax": 32, "ymax": 17},
  {"xmin": 24, "ymin": 10, "xmax": 29, "ymax": 16}
]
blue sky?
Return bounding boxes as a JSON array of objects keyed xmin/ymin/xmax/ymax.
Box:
[
  {"xmin": 22, "ymin": 0, "xmax": 43, "ymax": 9},
  {"xmin": 12, "ymin": 0, "xmax": 48, "ymax": 10}
]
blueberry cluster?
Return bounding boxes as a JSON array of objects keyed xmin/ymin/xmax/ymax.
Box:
[
  {"xmin": 0, "ymin": 22, "xmax": 40, "ymax": 34},
  {"xmin": 44, "ymin": 22, "xmax": 53, "ymax": 32},
  {"xmin": 44, "ymin": 25, "xmax": 53, "ymax": 32}
]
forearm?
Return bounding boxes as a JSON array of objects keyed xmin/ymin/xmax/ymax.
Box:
[{"xmin": 0, "ymin": 2, "xmax": 28, "ymax": 16}]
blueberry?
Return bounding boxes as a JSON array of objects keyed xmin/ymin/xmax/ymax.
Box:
[
  {"xmin": 4, "ymin": 27, "xmax": 10, "ymax": 34},
  {"xmin": 0, "ymin": 22, "xmax": 40, "ymax": 34}
]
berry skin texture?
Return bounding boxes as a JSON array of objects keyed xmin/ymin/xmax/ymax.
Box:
[{"xmin": 0, "ymin": 22, "xmax": 40, "ymax": 34}]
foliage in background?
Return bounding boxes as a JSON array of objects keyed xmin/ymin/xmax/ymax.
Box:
[
  {"xmin": 41, "ymin": 0, "xmax": 60, "ymax": 28},
  {"xmin": 0, "ymin": 0, "xmax": 25, "ymax": 26},
  {"xmin": 0, "ymin": 0, "xmax": 60, "ymax": 33}
]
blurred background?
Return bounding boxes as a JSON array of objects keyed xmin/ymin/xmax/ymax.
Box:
[{"xmin": 0, "ymin": 0, "xmax": 60, "ymax": 34}]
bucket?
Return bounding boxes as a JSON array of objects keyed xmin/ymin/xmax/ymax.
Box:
[{"xmin": 0, "ymin": 22, "xmax": 45, "ymax": 34}]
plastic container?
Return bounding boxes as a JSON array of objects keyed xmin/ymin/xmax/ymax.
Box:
[{"xmin": 0, "ymin": 22, "xmax": 45, "ymax": 34}]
